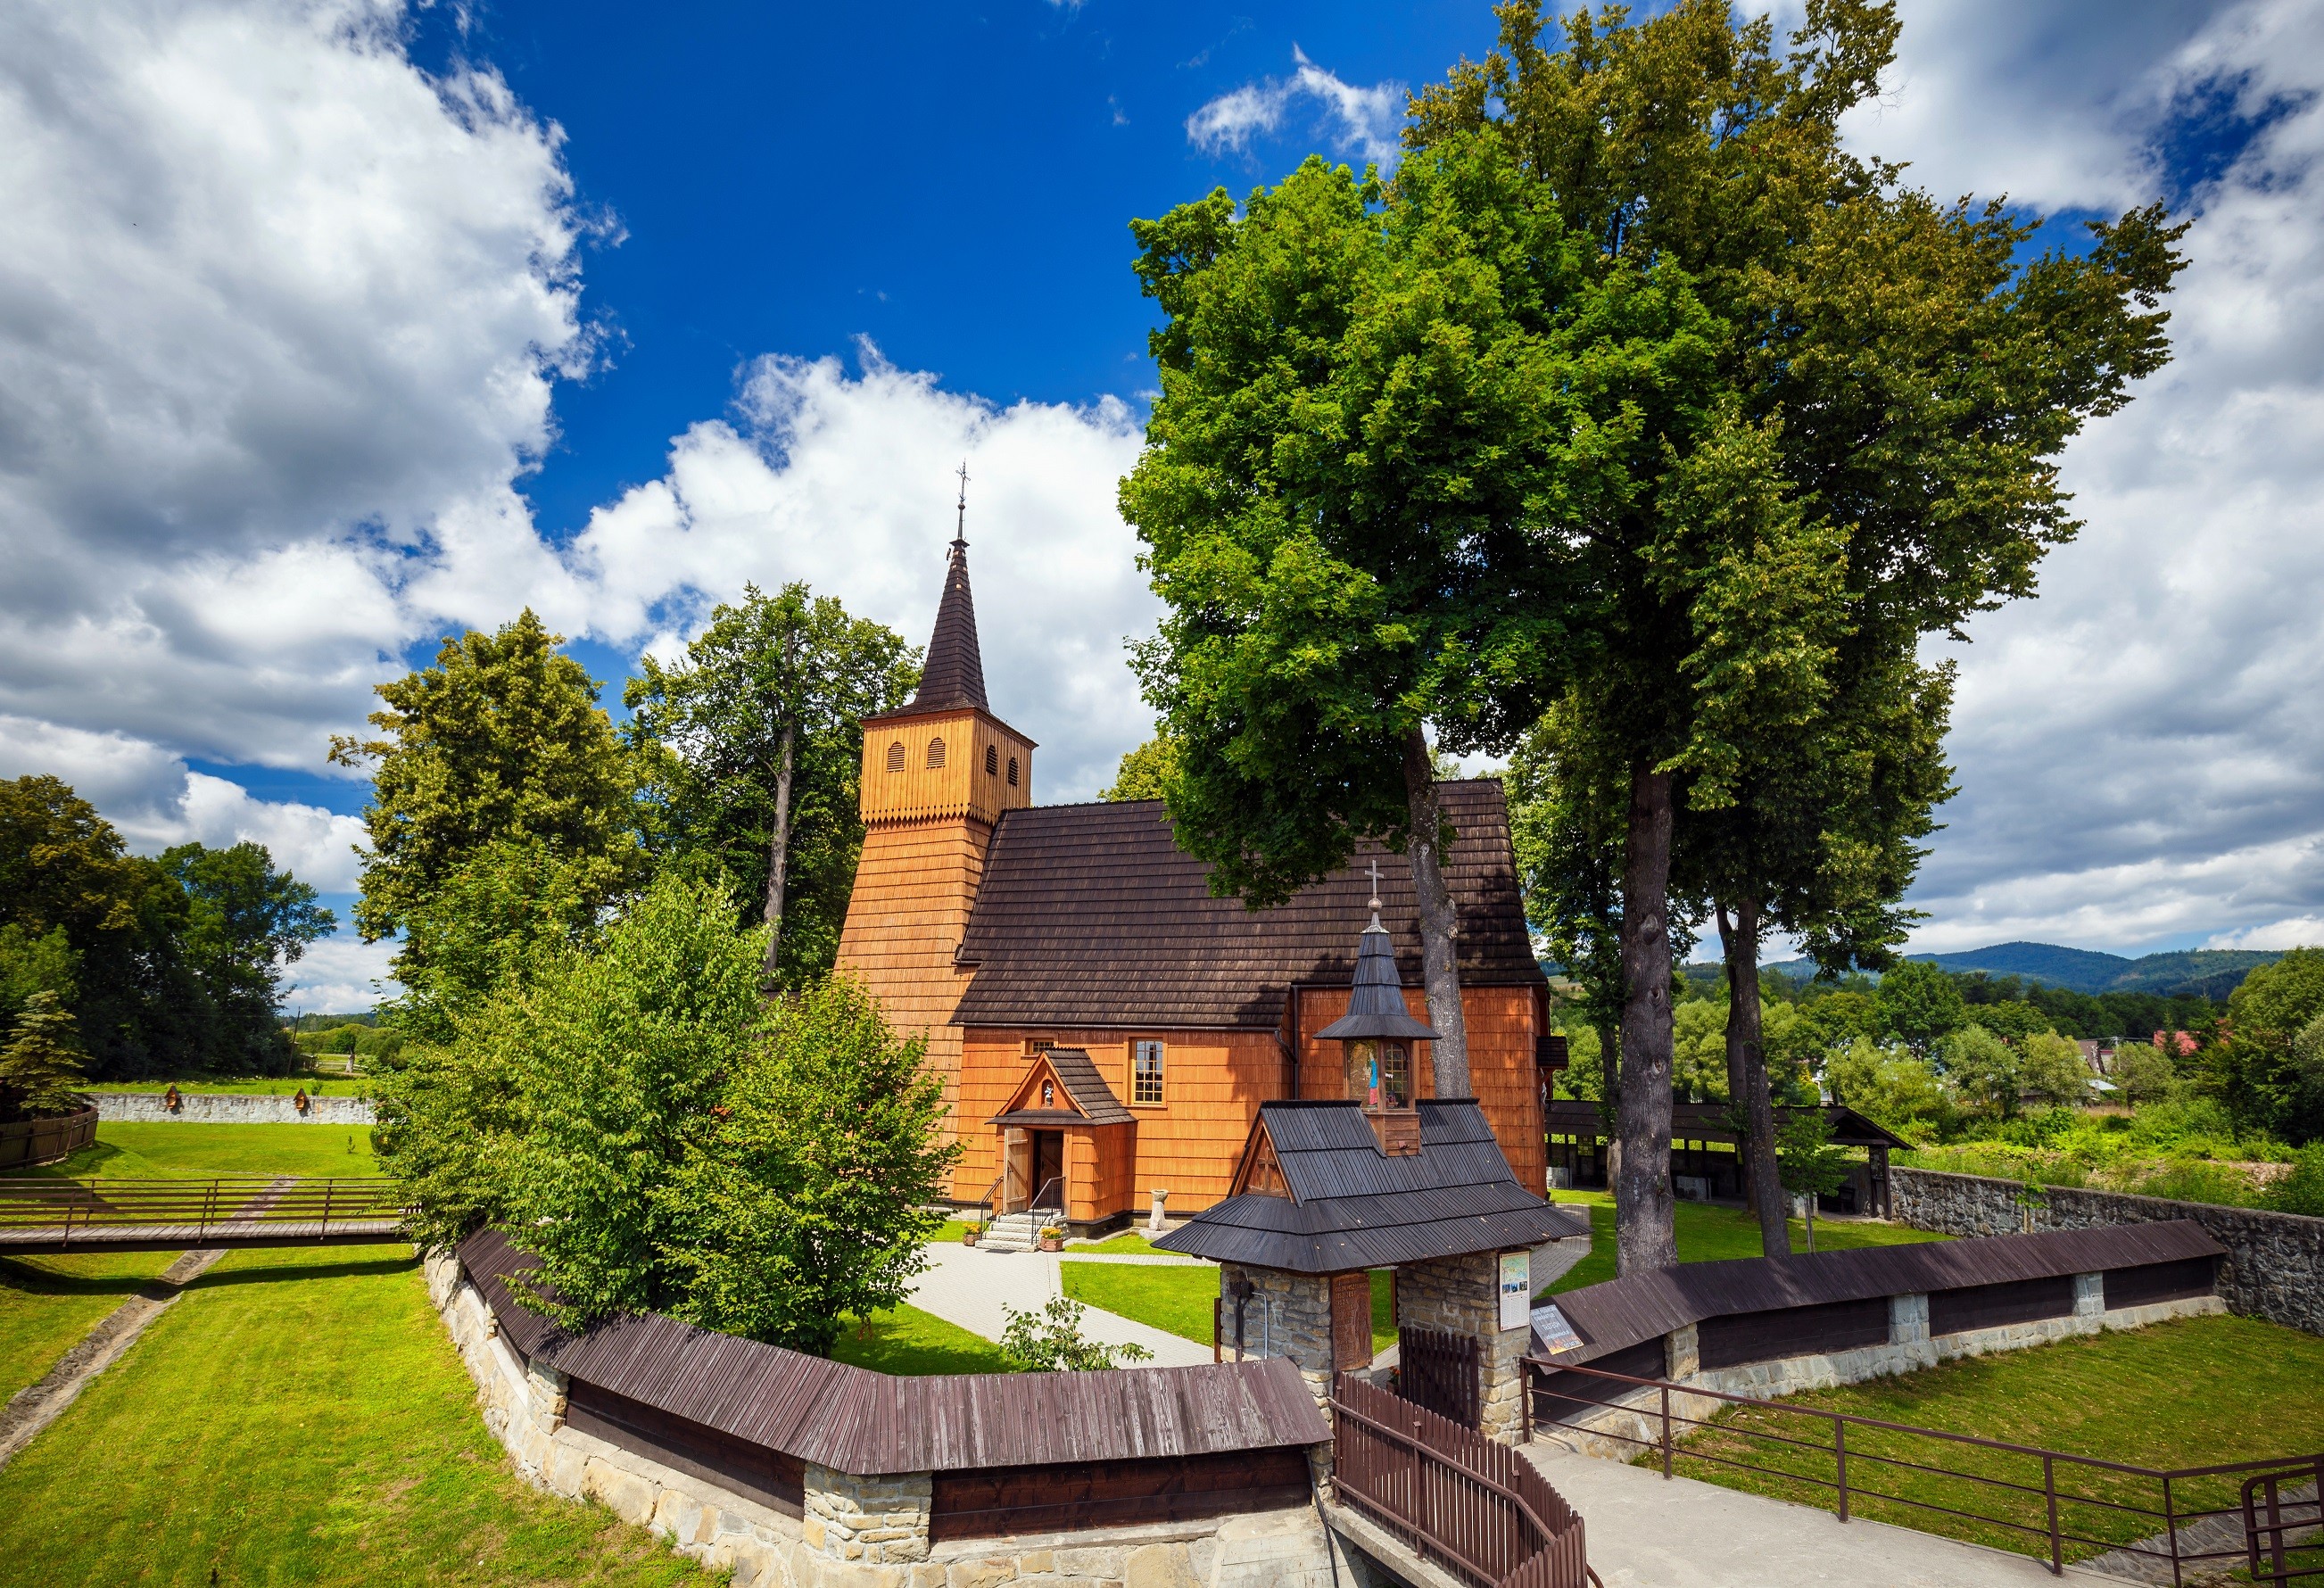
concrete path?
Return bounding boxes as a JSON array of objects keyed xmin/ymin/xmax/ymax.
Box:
[
  {"xmin": 1522, "ymin": 1440, "xmax": 2145, "ymax": 1587},
  {"xmin": 908, "ymin": 1243, "xmax": 1215, "ymax": 1368}
]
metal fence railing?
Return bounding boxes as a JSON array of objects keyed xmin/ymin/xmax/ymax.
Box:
[
  {"xmin": 0, "ymin": 1176, "xmax": 409, "ymax": 1249},
  {"xmin": 1333, "ymin": 1372, "xmax": 1596, "ymax": 1588},
  {"xmin": 1527, "ymin": 1357, "xmax": 2322, "ymax": 1584}
]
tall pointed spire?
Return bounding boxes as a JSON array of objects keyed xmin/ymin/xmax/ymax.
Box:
[{"xmin": 899, "ymin": 464, "xmax": 989, "ymax": 715}]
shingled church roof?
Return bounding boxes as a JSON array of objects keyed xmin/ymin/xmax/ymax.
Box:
[
  {"xmin": 1152, "ymin": 1099, "xmax": 1588, "ymax": 1271},
  {"xmin": 895, "ymin": 538, "xmax": 988, "ymax": 715},
  {"xmin": 948, "ymin": 779, "xmax": 1542, "ymax": 1030}
]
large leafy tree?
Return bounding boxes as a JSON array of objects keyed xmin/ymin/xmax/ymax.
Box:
[
  {"xmin": 2214, "ymin": 948, "xmax": 2324, "ymax": 1142},
  {"xmin": 1407, "ymin": 0, "xmax": 2185, "ymax": 1272},
  {"xmin": 1123, "ymin": 137, "xmax": 1697, "ymax": 1094},
  {"xmin": 333, "ymin": 611, "xmax": 641, "ymax": 1010},
  {"xmin": 161, "ymin": 842, "xmax": 335, "ymax": 1070},
  {"xmin": 624, "ymin": 583, "xmax": 916, "ymax": 989}
]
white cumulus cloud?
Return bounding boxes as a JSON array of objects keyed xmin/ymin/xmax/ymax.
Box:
[
  {"xmin": 1187, "ymin": 47, "xmax": 1406, "ymax": 166},
  {"xmin": 572, "ymin": 348, "xmax": 1156, "ymax": 802}
]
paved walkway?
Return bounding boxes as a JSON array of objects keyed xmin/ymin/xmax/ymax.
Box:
[
  {"xmin": 1522, "ymin": 1440, "xmax": 2145, "ymax": 1587},
  {"xmin": 908, "ymin": 1243, "xmax": 1215, "ymax": 1367}
]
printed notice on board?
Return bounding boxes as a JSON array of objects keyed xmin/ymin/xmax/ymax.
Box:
[
  {"xmin": 1498, "ymin": 1249, "xmax": 1531, "ymax": 1331},
  {"xmin": 1530, "ymin": 1302, "xmax": 1584, "ymax": 1354}
]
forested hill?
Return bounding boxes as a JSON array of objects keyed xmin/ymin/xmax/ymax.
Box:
[{"xmin": 1764, "ymin": 941, "xmax": 2284, "ymax": 998}]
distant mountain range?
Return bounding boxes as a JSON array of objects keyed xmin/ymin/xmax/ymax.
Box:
[{"xmin": 1762, "ymin": 940, "xmax": 2284, "ymax": 999}]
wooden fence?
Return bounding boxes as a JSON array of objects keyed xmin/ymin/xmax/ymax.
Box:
[
  {"xmin": 0, "ymin": 1106, "xmax": 97, "ymax": 1170},
  {"xmin": 1331, "ymin": 1373, "xmax": 1592, "ymax": 1588},
  {"xmin": 1399, "ymin": 1323, "xmax": 1481, "ymax": 1429},
  {"xmin": 0, "ymin": 1175, "xmax": 408, "ymax": 1253}
]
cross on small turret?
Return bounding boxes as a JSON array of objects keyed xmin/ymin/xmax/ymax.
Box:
[{"xmin": 1366, "ymin": 858, "xmax": 1383, "ymax": 910}]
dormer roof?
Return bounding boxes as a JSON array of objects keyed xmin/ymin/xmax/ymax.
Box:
[{"xmin": 987, "ymin": 1046, "xmax": 1135, "ymax": 1128}]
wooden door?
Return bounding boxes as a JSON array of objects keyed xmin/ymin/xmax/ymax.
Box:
[
  {"xmin": 1033, "ymin": 1131, "xmax": 1065, "ymax": 1211},
  {"xmin": 1003, "ymin": 1129, "xmax": 1030, "ymax": 1212},
  {"xmin": 1331, "ymin": 1271, "xmax": 1375, "ymax": 1370}
]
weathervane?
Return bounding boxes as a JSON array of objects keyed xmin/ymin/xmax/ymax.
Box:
[{"xmin": 952, "ymin": 459, "xmax": 970, "ymax": 550}]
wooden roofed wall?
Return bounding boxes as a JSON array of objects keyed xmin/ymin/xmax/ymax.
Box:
[{"xmin": 952, "ymin": 1026, "xmax": 1285, "ymax": 1212}]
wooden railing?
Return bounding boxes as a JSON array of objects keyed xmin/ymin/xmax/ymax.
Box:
[
  {"xmin": 1332, "ymin": 1373, "xmax": 1593, "ymax": 1588},
  {"xmin": 1529, "ymin": 1357, "xmax": 2323, "ymax": 1584},
  {"xmin": 0, "ymin": 1175, "xmax": 408, "ymax": 1248}
]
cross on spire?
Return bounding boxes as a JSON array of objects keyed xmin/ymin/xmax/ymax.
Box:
[
  {"xmin": 1366, "ymin": 859, "xmax": 1383, "ymax": 911},
  {"xmin": 953, "ymin": 459, "xmax": 970, "ymax": 550}
]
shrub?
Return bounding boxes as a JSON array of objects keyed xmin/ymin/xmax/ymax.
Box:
[
  {"xmin": 998, "ymin": 1296, "xmax": 1154, "ymax": 1372},
  {"xmin": 2262, "ymin": 1146, "xmax": 2324, "ymax": 1218}
]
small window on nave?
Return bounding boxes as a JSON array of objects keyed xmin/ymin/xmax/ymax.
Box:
[
  {"xmin": 885, "ymin": 741, "xmax": 906, "ymax": 773},
  {"xmin": 927, "ymin": 737, "xmax": 947, "ymax": 769},
  {"xmin": 1006, "ymin": 756, "xmax": 1020, "ymax": 787},
  {"xmin": 985, "ymin": 745, "xmax": 999, "ymax": 776}
]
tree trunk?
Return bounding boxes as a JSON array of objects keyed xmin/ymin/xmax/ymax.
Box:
[
  {"xmin": 1597, "ymin": 1017, "xmax": 1619, "ymax": 1187},
  {"xmin": 759, "ymin": 716, "xmax": 798, "ymax": 987},
  {"xmin": 1614, "ymin": 765, "xmax": 1677, "ymax": 1275},
  {"xmin": 1720, "ymin": 896, "xmax": 1790, "ymax": 1257},
  {"xmin": 1402, "ymin": 727, "xmax": 1470, "ymax": 1097}
]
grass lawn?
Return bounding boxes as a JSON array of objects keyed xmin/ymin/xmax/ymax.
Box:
[
  {"xmin": 1073, "ymin": 1230, "xmax": 1177, "ymax": 1256},
  {"xmin": 0, "ymin": 1250, "xmax": 180, "ymax": 1399},
  {"xmin": 1543, "ymin": 1190, "xmax": 1948, "ymax": 1296},
  {"xmin": 831, "ymin": 1303, "xmax": 1018, "ymax": 1375},
  {"xmin": 96, "ymin": 1077, "xmax": 371, "ymax": 1096},
  {"xmin": 6, "ymin": 1121, "xmax": 379, "ymax": 1180},
  {"xmin": 1061, "ymin": 1261, "xmax": 1398, "ymax": 1354},
  {"xmin": 0, "ymin": 1242, "xmax": 719, "ymax": 1587},
  {"xmin": 1663, "ymin": 1313, "xmax": 2324, "ymax": 1566}
]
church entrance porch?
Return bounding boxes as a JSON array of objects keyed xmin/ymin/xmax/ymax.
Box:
[
  {"xmin": 980, "ymin": 1046, "xmax": 1140, "ymax": 1238},
  {"xmin": 1002, "ymin": 1128, "xmax": 1066, "ymax": 1215}
]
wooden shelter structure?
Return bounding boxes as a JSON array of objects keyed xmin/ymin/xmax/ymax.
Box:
[{"xmin": 1542, "ymin": 1099, "xmax": 1912, "ymax": 1216}]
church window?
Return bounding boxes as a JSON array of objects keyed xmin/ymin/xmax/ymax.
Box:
[
  {"xmin": 1006, "ymin": 756, "xmax": 1020, "ymax": 787},
  {"xmin": 885, "ymin": 741, "xmax": 905, "ymax": 773},
  {"xmin": 927, "ymin": 737, "xmax": 947, "ymax": 769},
  {"xmin": 985, "ymin": 745, "xmax": 998, "ymax": 776},
  {"xmin": 1133, "ymin": 1040, "xmax": 1165, "ymax": 1104}
]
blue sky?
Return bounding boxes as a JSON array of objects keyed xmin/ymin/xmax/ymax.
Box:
[{"xmin": 4, "ymin": 0, "xmax": 2323, "ymax": 1007}]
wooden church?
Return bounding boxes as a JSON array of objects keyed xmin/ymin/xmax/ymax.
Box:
[{"xmin": 834, "ymin": 529, "xmax": 1557, "ymax": 1235}]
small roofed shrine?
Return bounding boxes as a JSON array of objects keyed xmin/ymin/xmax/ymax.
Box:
[
  {"xmin": 1542, "ymin": 1099, "xmax": 1912, "ymax": 1216},
  {"xmin": 1157, "ymin": 907, "xmax": 1590, "ymax": 1444}
]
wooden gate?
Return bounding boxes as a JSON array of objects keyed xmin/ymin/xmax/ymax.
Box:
[{"xmin": 1399, "ymin": 1324, "xmax": 1480, "ymax": 1429}]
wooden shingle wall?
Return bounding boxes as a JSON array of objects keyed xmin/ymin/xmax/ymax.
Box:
[
  {"xmin": 835, "ymin": 816, "xmax": 992, "ymax": 1152},
  {"xmin": 857, "ymin": 706, "xmax": 1034, "ymax": 828}
]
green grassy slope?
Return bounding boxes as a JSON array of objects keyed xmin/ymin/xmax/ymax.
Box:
[{"xmin": 8, "ymin": 1121, "xmax": 378, "ymax": 1179}]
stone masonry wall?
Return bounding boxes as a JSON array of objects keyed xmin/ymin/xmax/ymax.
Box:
[
  {"xmin": 1215, "ymin": 1264, "xmax": 1336, "ymax": 1407},
  {"xmin": 1394, "ymin": 1252, "xmax": 1532, "ymax": 1446},
  {"xmin": 427, "ymin": 1252, "xmax": 1347, "ymax": 1587},
  {"xmin": 1890, "ymin": 1166, "xmax": 2324, "ymax": 1336},
  {"xmin": 92, "ymin": 1090, "xmax": 376, "ymax": 1125}
]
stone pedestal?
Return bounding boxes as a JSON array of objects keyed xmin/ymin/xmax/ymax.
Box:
[{"xmin": 1393, "ymin": 1252, "xmax": 1533, "ymax": 1444}]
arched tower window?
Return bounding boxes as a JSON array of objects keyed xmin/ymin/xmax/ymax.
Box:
[
  {"xmin": 985, "ymin": 745, "xmax": 998, "ymax": 776},
  {"xmin": 885, "ymin": 741, "xmax": 906, "ymax": 773},
  {"xmin": 926, "ymin": 737, "xmax": 947, "ymax": 769},
  {"xmin": 1006, "ymin": 756, "xmax": 1020, "ymax": 787}
]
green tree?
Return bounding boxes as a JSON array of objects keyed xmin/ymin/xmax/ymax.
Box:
[
  {"xmin": 332, "ymin": 611, "xmax": 640, "ymax": 999},
  {"xmin": 380, "ymin": 838, "xmax": 614, "ymax": 1046},
  {"xmin": 1938, "ymin": 1024, "xmax": 2022, "ymax": 1120},
  {"xmin": 662, "ymin": 975, "xmax": 959, "ymax": 1353},
  {"xmin": 1877, "ymin": 961, "xmax": 1968, "ymax": 1055},
  {"xmin": 1822, "ymin": 1037, "xmax": 1947, "ymax": 1142},
  {"xmin": 1774, "ymin": 1106, "xmax": 1851, "ymax": 1251},
  {"xmin": 624, "ymin": 583, "xmax": 917, "ymax": 988},
  {"xmin": 999, "ymin": 1297, "xmax": 1154, "ymax": 1372},
  {"xmin": 1406, "ymin": 0, "xmax": 2184, "ymax": 1276},
  {"xmin": 2215, "ymin": 947, "xmax": 2324, "ymax": 1141},
  {"xmin": 2018, "ymin": 1030, "xmax": 2092, "ymax": 1109},
  {"xmin": 2113, "ymin": 1039, "xmax": 2179, "ymax": 1105},
  {"xmin": 1123, "ymin": 136, "xmax": 1620, "ymax": 1096},
  {"xmin": 161, "ymin": 842, "xmax": 335, "ymax": 1071},
  {"xmin": 1101, "ymin": 738, "xmax": 1179, "ymax": 802},
  {"xmin": 0, "ymin": 989, "xmax": 89, "ymax": 1120},
  {"xmin": 0, "ymin": 923, "xmax": 79, "ymax": 1032}
]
